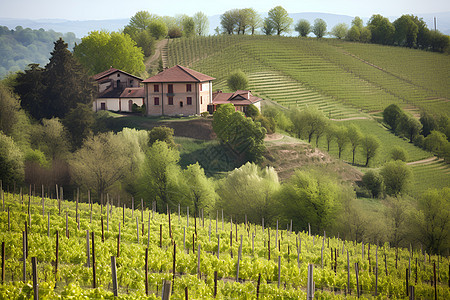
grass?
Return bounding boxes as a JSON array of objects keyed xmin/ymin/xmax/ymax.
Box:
[{"xmin": 410, "ymin": 159, "xmax": 450, "ymax": 195}]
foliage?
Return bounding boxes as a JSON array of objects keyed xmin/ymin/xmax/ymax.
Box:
[
  {"xmin": 132, "ymin": 30, "xmax": 156, "ymax": 57},
  {"xmin": 384, "ymin": 196, "xmax": 411, "ymax": 247},
  {"xmin": 397, "ymin": 114, "xmax": 421, "ymax": 142},
  {"xmin": 181, "ymin": 162, "xmax": 216, "ymax": 214},
  {"xmin": 295, "ymin": 19, "xmax": 311, "ymax": 37},
  {"xmin": 412, "ymin": 188, "xmax": 450, "ymax": 254},
  {"xmin": 0, "ymin": 83, "xmax": 20, "ymax": 135},
  {"xmin": 244, "ymin": 104, "xmax": 260, "ymax": 120},
  {"xmin": 73, "ymin": 31, "xmax": 145, "ymax": 75},
  {"xmin": 266, "ymin": 6, "xmax": 292, "ymax": 36},
  {"xmin": 312, "ymin": 19, "xmax": 327, "ymax": 38},
  {"xmin": 0, "ymin": 131, "xmax": 24, "ymax": 186},
  {"xmin": 227, "ymin": 69, "xmax": 248, "ymax": 91},
  {"xmin": 334, "ymin": 126, "xmax": 348, "ymax": 159},
  {"xmin": 0, "ymin": 26, "xmax": 79, "ymax": 78},
  {"xmin": 380, "ymin": 160, "xmax": 412, "ymax": 196},
  {"xmin": 193, "ymin": 12, "xmax": 210, "ymax": 36},
  {"xmin": 255, "ymin": 115, "xmax": 275, "ymax": 134},
  {"xmin": 362, "ymin": 170, "xmax": 384, "ymax": 198},
  {"xmin": 62, "ymin": 103, "xmax": 95, "ymax": 150},
  {"xmin": 216, "ymin": 162, "xmax": 280, "ymax": 224},
  {"xmin": 367, "ymin": 14, "xmax": 395, "ymax": 45},
  {"xmin": 393, "ymin": 15, "xmax": 418, "ymax": 47},
  {"xmin": 148, "ymin": 20, "xmax": 168, "ymax": 40},
  {"xmin": 148, "ymin": 126, "xmax": 176, "ymax": 149},
  {"xmin": 291, "ymin": 107, "xmax": 328, "ymax": 145},
  {"xmin": 331, "ymin": 23, "xmax": 348, "ymax": 39},
  {"xmin": 279, "ymin": 169, "xmax": 342, "ymax": 233},
  {"xmin": 361, "ymin": 134, "xmax": 380, "ymax": 167},
  {"xmin": 212, "ymin": 103, "xmax": 266, "ymax": 163},
  {"xmin": 220, "ymin": 10, "xmax": 238, "ymax": 34},
  {"xmin": 383, "ymin": 103, "xmax": 403, "ymax": 131},
  {"xmin": 182, "ymin": 17, "xmax": 195, "ymax": 38},
  {"xmin": 346, "ymin": 124, "xmax": 362, "ymax": 165},
  {"xmin": 423, "ymin": 130, "xmax": 448, "ymax": 158},
  {"xmin": 389, "ymin": 146, "xmax": 408, "ymax": 162},
  {"xmin": 34, "ymin": 118, "xmax": 70, "ymax": 160},
  {"xmin": 138, "ymin": 140, "xmax": 182, "ymax": 211}
]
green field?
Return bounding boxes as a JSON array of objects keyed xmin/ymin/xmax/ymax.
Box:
[{"xmin": 1, "ymin": 192, "xmax": 448, "ymax": 299}]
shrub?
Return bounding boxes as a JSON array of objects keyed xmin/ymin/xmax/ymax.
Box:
[
  {"xmin": 362, "ymin": 170, "xmax": 384, "ymax": 198},
  {"xmin": 389, "ymin": 146, "xmax": 408, "ymax": 162}
]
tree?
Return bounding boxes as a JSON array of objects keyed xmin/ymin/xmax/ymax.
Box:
[
  {"xmin": 393, "ymin": 15, "xmax": 418, "ymax": 47},
  {"xmin": 74, "ymin": 31, "xmax": 145, "ymax": 75},
  {"xmin": 383, "ymin": 103, "xmax": 404, "ymax": 131},
  {"xmin": 335, "ymin": 126, "xmax": 348, "ymax": 159},
  {"xmin": 419, "ymin": 111, "xmax": 438, "ymax": 137},
  {"xmin": 331, "ymin": 23, "xmax": 348, "ymax": 39},
  {"xmin": 397, "ymin": 114, "xmax": 421, "ymax": 142},
  {"xmin": 148, "ymin": 126, "xmax": 176, "ymax": 149},
  {"xmin": 347, "ymin": 26, "xmax": 360, "ymax": 41},
  {"xmin": 295, "ymin": 19, "xmax": 311, "ymax": 37},
  {"xmin": 267, "ymin": 6, "xmax": 292, "ymax": 36},
  {"xmin": 312, "ymin": 18, "xmax": 327, "ymax": 38},
  {"xmin": 352, "ymin": 17, "xmax": 364, "ymax": 29},
  {"xmin": 429, "ymin": 30, "xmax": 450, "ymax": 53},
  {"xmin": 410, "ymin": 15, "xmax": 431, "ymax": 49},
  {"xmin": 423, "ymin": 130, "xmax": 448, "ymax": 157},
  {"xmin": 148, "ymin": 19, "xmax": 168, "ymax": 40},
  {"xmin": 359, "ymin": 27, "xmax": 372, "ymax": 43},
  {"xmin": 262, "ymin": 18, "xmax": 275, "ymax": 35},
  {"xmin": 279, "ymin": 169, "xmax": 342, "ymax": 233},
  {"xmin": 181, "ymin": 163, "xmax": 216, "ymax": 214},
  {"xmin": 0, "ymin": 132, "xmax": 24, "ymax": 186},
  {"xmin": 362, "ymin": 170, "xmax": 384, "ymax": 198},
  {"xmin": 193, "ymin": 12, "xmax": 209, "ymax": 36},
  {"xmin": 70, "ymin": 132, "xmax": 130, "ymax": 199},
  {"xmin": 324, "ymin": 123, "xmax": 337, "ymax": 152},
  {"xmin": 227, "ymin": 70, "xmax": 248, "ymax": 91},
  {"xmin": 129, "ymin": 11, "xmax": 154, "ymax": 31},
  {"xmin": 367, "ymin": 14, "xmax": 395, "ymax": 45},
  {"xmin": 291, "ymin": 107, "xmax": 328, "ymax": 144},
  {"xmin": 361, "ymin": 134, "xmax": 380, "ymax": 167},
  {"xmin": 133, "ymin": 30, "xmax": 156, "ymax": 57},
  {"xmin": 182, "ymin": 17, "xmax": 195, "ymax": 38},
  {"xmin": 0, "ymin": 83, "xmax": 20, "ymax": 135},
  {"xmin": 138, "ymin": 141, "xmax": 182, "ymax": 211},
  {"xmin": 216, "ymin": 162, "xmax": 280, "ymax": 224},
  {"xmin": 63, "ymin": 103, "xmax": 95, "ymax": 150},
  {"xmin": 389, "ymin": 146, "xmax": 408, "ymax": 162},
  {"xmin": 347, "ymin": 124, "xmax": 363, "ymax": 164},
  {"xmin": 380, "ymin": 160, "xmax": 412, "ymax": 196},
  {"xmin": 221, "ymin": 10, "xmax": 238, "ymax": 34},
  {"xmin": 246, "ymin": 8, "xmax": 262, "ymax": 35},
  {"xmin": 384, "ymin": 196, "xmax": 411, "ymax": 247},
  {"xmin": 36, "ymin": 118, "xmax": 70, "ymax": 161},
  {"xmin": 412, "ymin": 188, "xmax": 450, "ymax": 254},
  {"xmin": 245, "ymin": 104, "xmax": 260, "ymax": 120}
]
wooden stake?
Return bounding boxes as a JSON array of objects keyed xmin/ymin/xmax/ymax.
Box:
[
  {"xmin": 1, "ymin": 241, "xmax": 5, "ymax": 284},
  {"xmin": 214, "ymin": 271, "xmax": 218, "ymax": 297},
  {"xmin": 117, "ymin": 222, "xmax": 121, "ymax": 258},
  {"xmin": 55, "ymin": 231, "xmax": 59, "ymax": 284},
  {"xmin": 86, "ymin": 230, "xmax": 90, "ymax": 267},
  {"xmin": 31, "ymin": 257, "xmax": 38, "ymax": 300},
  {"xmin": 145, "ymin": 248, "xmax": 149, "ymax": 295},
  {"xmin": 256, "ymin": 273, "xmax": 261, "ymax": 299},
  {"xmin": 111, "ymin": 256, "xmax": 118, "ymax": 296},
  {"xmin": 92, "ymin": 231, "xmax": 96, "ymax": 288}
]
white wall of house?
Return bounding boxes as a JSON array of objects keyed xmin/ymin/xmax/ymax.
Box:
[{"xmin": 93, "ymin": 98, "xmax": 144, "ymax": 112}]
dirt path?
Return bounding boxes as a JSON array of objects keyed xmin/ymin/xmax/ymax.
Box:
[
  {"xmin": 407, "ymin": 156, "xmax": 440, "ymax": 165},
  {"xmin": 331, "ymin": 116, "xmax": 370, "ymax": 121},
  {"xmin": 144, "ymin": 39, "xmax": 168, "ymax": 71}
]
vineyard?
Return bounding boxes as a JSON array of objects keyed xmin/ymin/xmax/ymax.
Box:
[
  {"xmin": 1, "ymin": 188, "xmax": 449, "ymax": 299},
  {"xmin": 166, "ymin": 35, "xmax": 450, "ymax": 117}
]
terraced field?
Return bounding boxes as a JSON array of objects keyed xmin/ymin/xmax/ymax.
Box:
[{"xmin": 409, "ymin": 158, "xmax": 450, "ymax": 194}]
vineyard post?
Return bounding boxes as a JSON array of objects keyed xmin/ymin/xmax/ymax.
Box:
[
  {"xmin": 308, "ymin": 223, "xmax": 311, "ymax": 236},
  {"xmin": 197, "ymin": 244, "xmax": 201, "ymax": 279},
  {"xmin": 184, "ymin": 287, "xmax": 188, "ymax": 300},
  {"xmin": 384, "ymin": 252, "xmax": 388, "ymax": 276},
  {"xmin": 187, "ymin": 206, "xmax": 189, "ymax": 228},
  {"xmin": 117, "ymin": 222, "xmax": 121, "ymax": 257},
  {"xmin": 1, "ymin": 190, "xmax": 3, "ymax": 212},
  {"xmin": 347, "ymin": 250, "xmax": 350, "ymax": 295},
  {"xmin": 235, "ymin": 222, "xmax": 237, "ymax": 243},
  {"xmin": 131, "ymin": 197, "xmax": 134, "ymax": 218},
  {"xmin": 433, "ymin": 262, "xmax": 437, "ymax": 300},
  {"xmin": 76, "ymin": 188, "xmax": 79, "ymax": 224},
  {"xmin": 230, "ymin": 231, "xmax": 233, "ymax": 257},
  {"xmin": 147, "ymin": 213, "xmax": 151, "ymax": 249},
  {"xmin": 92, "ymin": 231, "xmax": 96, "ymax": 288},
  {"xmin": 217, "ymin": 235, "xmax": 220, "ymax": 259},
  {"xmin": 86, "ymin": 230, "xmax": 90, "ymax": 267},
  {"xmin": 41, "ymin": 186, "xmax": 44, "ymax": 217},
  {"xmin": 406, "ymin": 268, "xmax": 409, "ymax": 297},
  {"xmin": 355, "ymin": 262, "xmax": 360, "ymax": 298},
  {"xmin": 168, "ymin": 208, "xmax": 172, "ymax": 239},
  {"xmin": 321, "ymin": 246, "xmax": 323, "ymax": 269},
  {"xmin": 162, "ymin": 280, "xmax": 172, "ymax": 300},
  {"xmin": 25, "ymin": 222, "xmax": 28, "ymax": 258},
  {"xmin": 47, "ymin": 212, "xmax": 50, "ymax": 237},
  {"xmin": 275, "ymin": 220, "xmax": 278, "ymax": 248},
  {"xmin": 230, "ymin": 216, "xmax": 232, "ymax": 233},
  {"xmin": 101, "ymin": 216, "xmax": 104, "ymax": 242},
  {"xmin": 136, "ymin": 217, "xmax": 139, "ymax": 243},
  {"xmin": 31, "ymin": 257, "xmax": 38, "ymax": 300},
  {"xmin": 55, "ymin": 231, "xmax": 59, "ymax": 286},
  {"xmin": 1, "ymin": 241, "xmax": 5, "ymax": 284},
  {"xmin": 262, "ymin": 217, "xmax": 264, "ymax": 234},
  {"xmin": 216, "ymin": 211, "xmax": 218, "ymax": 234},
  {"xmin": 183, "ymin": 227, "xmax": 186, "ymax": 252},
  {"xmin": 111, "ymin": 256, "xmax": 118, "ymax": 297},
  {"xmin": 307, "ymin": 264, "xmax": 314, "ymax": 299},
  {"xmin": 409, "ymin": 286, "xmax": 415, "ymax": 300},
  {"xmin": 90, "ymin": 203, "xmax": 92, "ymax": 223},
  {"xmin": 172, "ymin": 243, "xmax": 176, "ymax": 284},
  {"xmin": 268, "ymin": 240, "xmax": 271, "ymax": 260},
  {"xmin": 107, "ymin": 201, "xmax": 109, "ymax": 232},
  {"xmin": 278, "ymin": 256, "xmax": 281, "ymax": 288},
  {"xmin": 160, "ymin": 224, "xmax": 163, "ymax": 248},
  {"xmin": 221, "ymin": 209, "xmax": 223, "ymax": 231},
  {"xmin": 141, "ymin": 198, "xmax": 144, "ymax": 221},
  {"xmin": 236, "ymin": 235, "xmax": 242, "ymax": 282},
  {"xmin": 375, "ymin": 245, "xmax": 378, "ymax": 296},
  {"xmin": 202, "ymin": 208, "xmax": 204, "ymax": 227},
  {"xmin": 145, "ymin": 248, "xmax": 149, "ymax": 295},
  {"xmin": 193, "ymin": 234, "xmax": 195, "ymax": 254},
  {"xmin": 415, "ymin": 258, "xmax": 418, "ymax": 284},
  {"xmin": 252, "ymin": 233, "xmax": 255, "ymax": 254},
  {"xmin": 7, "ymin": 207, "xmax": 10, "ymax": 231},
  {"xmin": 214, "ymin": 271, "xmax": 218, "ymax": 297}
]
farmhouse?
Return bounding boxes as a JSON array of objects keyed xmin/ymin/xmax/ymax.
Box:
[
  {"xmin": 92, "ymin": 67, "xmax": 144, "ymax": 112},
  {"xmin": 93, "ymin": 65, "xmax": 262, "ymax": 116}
]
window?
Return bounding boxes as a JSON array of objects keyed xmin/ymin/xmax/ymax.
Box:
[
  {"xmin": 154, "ymin": 84, "xmax": 159, "ymax": 92},
  {"xmin": 180, "ymin": 101, "xmax": 183, "ymax": 107},
  {"xmin": 168, "ymin": 96, "xmax": 174, "ymax": 105},
  {"xmin": 187, "ymin": 97, "xmax": 192, "ymax": 105},
  {"xmin": 199, "ymin": 84, "xmax": 203, "ymax": 91},
  {"xmin": 186, "ymin": 84, "xmax": 192, "ymax": 92},
  {"xmin": 200, "ymin": 96, "xmax": 203, "ymax": 104},
  {"xmin": 117, "ymin": 74, "xmax": 120, "ymax": 77},
  {"xmin": 154, "ymin": 97, "xmax": 159, "ymax": 105},
  {"xmin": 168, "ymin": 84, "xmax": 173, "ymax": 93}
]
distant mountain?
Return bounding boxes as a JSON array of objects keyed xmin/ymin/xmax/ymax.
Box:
[{"xmin": 0, "ymin": 11, "xmax": 449, "ymax": 38}]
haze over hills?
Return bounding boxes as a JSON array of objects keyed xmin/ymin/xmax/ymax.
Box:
[{"xmin": 1, "ymin": 11, "xmax": 449, "ymax": 38}]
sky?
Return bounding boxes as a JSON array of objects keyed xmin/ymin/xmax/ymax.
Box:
[{"xmin": 1, "ymin": 0, "xmax": 449, "ymax": 20}]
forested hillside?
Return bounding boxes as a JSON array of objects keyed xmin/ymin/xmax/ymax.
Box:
[{"xmin": 0, "ymin": 26, "xmax": 79, "ymax": 77}]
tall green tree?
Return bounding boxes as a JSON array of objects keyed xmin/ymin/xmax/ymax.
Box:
[
  {"xmin": 0, "ymin": 132, "xmax": 24, "ymax": 186},
  {"xmin": 148, "ymin": 19, "xmax": 168, "ymax": 40},
  {"xmin": 347, "ymin": 124, "xmax": 363, "ymax": 164},
  {"xmin": 262, "ymin": 18, "xmax": 275, "ymax": 35},
  {"xmin": 246, "ymin": 8, "xmax": 262, "ymax": 35},
  {"xmin": 193, "ymin": 12, "xmax": 210, "ymax": 36},
  {"xmin": 312, "ymin": 18, "xmax": 327, "ymax": 38},
  {"xmin": 361, "ymin": 134, "xmax": 380, "ymax": 167},
  {"xmin": 148, "ymin": 126, "xmax": 176, "ymax": 149},
  {"xmin": 335, "ymin": 125, "xmax": 348, "ymax": 159},
  {"xmin": 74, "ymin": 31, "xmax": 145, "ymax": 75},
  {"xmin": 267, "ymin": 6, "xmax": 293, "ymax": 36},
  {"xmin": 380, "ymin": 160, "xmax": 412, "ymax": 196},
  {"xmin": 291, "ymin": 107, "xmax": 328, "ymax": 144},
  {"xmin": 295, "ymin": 19, "xmax": 311, "ymax": 37},
  {"xmin": 383, "ymin": 103, "xmax": 404, "ymax": 131},
  {"xmin": 63, "ymin": 103, "xmax": 95, "ymax": 150},
  {"xmin": 220, "ymin": 10, "xmax": 238, "ymax": 34},
  {"xmin": 0, "ymin": 83, "xmax": 20, "ymax": 135},
  {"xmin": 227, "ymin": 70, "xmax": 248, "ymax": 91},
  {"xmin": 368, "ymin": 14, "xmax": 395, "ymax": 45},
  {"xmin": 182, "ymin": 17, "xmax": 195, "ymax": 38},
  {"xmin": 393, "ymin": 15, "xmax": 418, "ymax": 47},
  {"xmin": 181, "ymin": 162, "xmax": 216, "ymax": 215},
  {"xmin": 331, "ymin": 23, "xmax": 348, "ymax": 39},
  {"xmin": 129, "ymin": 11, "xmax": 155, "ymax": 31}
]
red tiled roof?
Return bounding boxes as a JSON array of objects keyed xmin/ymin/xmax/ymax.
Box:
[
  {"xmin": 143, "ymin": 65, "xmax": 215, "ymax": 83},
  {"xmin": 120, "ymin": 87, "xmax": 145, "ymax": 98},
  {"xmin": 93, "ymin": 67, "xmax": 143, "ymax": 81},
  {"xmin": 212, "ymin": 90, "xmax": 262, "ymax": 105}
]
